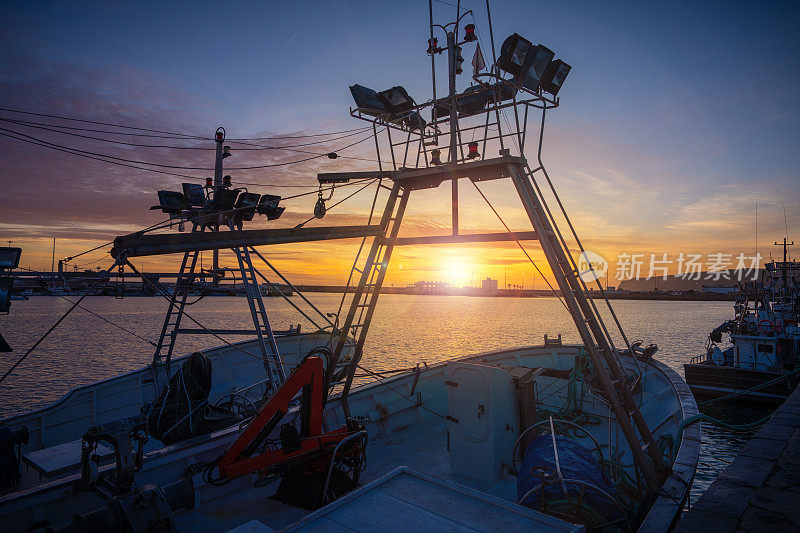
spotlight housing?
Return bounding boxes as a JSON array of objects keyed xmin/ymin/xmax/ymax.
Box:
[
  {"xmin": 498, "ymin": 33, "xmax": 532, "ymax": 77},
  {"xmin": 234, "ymin": 192, "xmax": 261, "ymax": 223},
  {"xmin": 151, "ymin": 191, "xmax": 188, "ymax": 214},
  {"xmin": 257, "ymin": 194, "xmax": 285, "ymax": 220},
  {"xmin": 519, "ymin": 44, "xmax": 554, "ymax": 91},
  {"xmin": 0, "ymin": 247, "xmax": 22, "ymax": 270},
  {"xmin": 349, "ymin": 84, "xmax": 386, "ymax": 116},
  {"xmin": 541, "ymin": 59, "xmax": 571, "ymax": 95},
  {"xmin": 376, "ymin": 86, "xmax": 416, "ymax": 114},
  {"xmin": 183, "ymin": 183, "xmax": 206, "ymax": 207}
]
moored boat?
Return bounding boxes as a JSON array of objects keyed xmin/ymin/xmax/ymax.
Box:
[
  {"xmin": 0, "ymin": 3, "xmax": 701, "ymax": 531},
  {"xmin": 685, "ymin": 244, "xmax": 800, "ymax": 404}
]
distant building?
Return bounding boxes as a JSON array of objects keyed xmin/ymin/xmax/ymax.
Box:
[
  {"xmin": 701, "ymin": 285, "xmax": 738, "ymax": 294},
  {"xmin": 606, "ymin": 286, "xmax": 616, "ymax": 292},
  {"xmin": 481, "ymin": 277, "xmax": 498, "ymax": 292}
]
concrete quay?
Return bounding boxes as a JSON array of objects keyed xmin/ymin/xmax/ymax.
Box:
[{"xmin": 675, "ymin": 385, "xmax": 800, "ymax": 532}]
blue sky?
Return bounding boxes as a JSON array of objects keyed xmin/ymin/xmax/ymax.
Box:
[{"xmin": 1, "ymin": 0, "xmax": 798, "ymax": 282}]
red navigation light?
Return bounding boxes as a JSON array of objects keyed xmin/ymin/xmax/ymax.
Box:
[
  {"xmin": 464, "ymin": 24, "xmax": 476, "ymax": 42},
  {"xmin": 205, "ymin": 177, "xmax": 213, "ymax": 187},
  {"xmin": 430, "ymin": 148, "xmax": 442, "ymax": 166},
  {"xmin": 467, "ymin": 141, "xmax": 479, "ymax": 159},
  {"xmin": 427, "ymin": 37, "xmax": 438, "ymax": 55},
  {"xmin": 215, "ymin": 131, "xmax": 224, "ymax": 140}
]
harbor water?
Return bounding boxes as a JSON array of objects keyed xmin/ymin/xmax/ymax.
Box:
[{"xmin": 0, "ymin": 294, "xmax": 771, "ymax": 503}]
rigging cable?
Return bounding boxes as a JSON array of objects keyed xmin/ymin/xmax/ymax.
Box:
[
  {"xmin": 0, "ymin": 126, "xmax": 377, "ymax": 171},
  {"xmin": 294, "ymin": 178, "xmax": 380, "ymax": 229},
  {"xmin": 0, "ymin": 264, "xmax": 116, "ymax": 384},
  {"xmin": 58, "ymin": 295, "xmax": 157, "ymax": 347},
  {"xmin": 0, "ymin": 117, "xmax": 372, "ymax": 151},
  {"xmin": 0, "ymin": 106, "xmax": 370, "ymax": 140},
  {"xmin": 356, "ymin": 364, "xmax": 450, "ymax": 421},
  {"xmin": 469, "ymin": 180, "xmax": 568, "ymax": 310}
]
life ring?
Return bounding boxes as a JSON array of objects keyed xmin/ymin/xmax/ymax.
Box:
[{"xmin": 758, "ymin": 319, "xmax": 778, "ymax": 335}]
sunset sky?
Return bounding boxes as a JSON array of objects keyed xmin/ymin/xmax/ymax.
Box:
[{"xmin": 1, "ymin": 0, "xmax": 798, "ymax": 288}]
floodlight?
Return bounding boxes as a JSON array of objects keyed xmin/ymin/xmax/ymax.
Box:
[
  {"xmin": 0, "ymin": 276, "xmax": 12, "ymax": 314},
  {"xmin": 498, "ymin": 33, "xmax": 532, "ymax": 76},
  {"xmin": 212, "ymin": 188, "xmax": 239, "ymax": 211},
  {"xmin": 458, "ymin": 85, "xmax": 490, "ymax": 115},
  {"xmin": 403, "ymin": 111, "xmax": 426, "ymax": 131},
  {"xmin": 234, "ymin": 192, "xmax": 261, "ymax": 222},
  {"xmin": 519, "ymin": 44, "xmax": 554, "ymax": 91},
  {"xmin": 151, "ymin": 190, "xmax": 188, "ymax": 214},
  {"xmin": 257, "ymin": 194, "xmax": 285, "ymax": 220},
  {"xmin": 183, "ymin": 183, "xmax": 206, "ymax": 207},
  {"xmin": 376, "ymin": 86, "xmax": 416, "ymax": 114},
  {"xmin": 541, "ymin": 59, "xmax": 571, "ymax": 95},
  {"xmin": 488, "ymin": 81, "xmax": 517, "ymax": 102},
  {"xmin": 349, "ymin": 84, "xmax": 386, "ymax": 116},
  {"xmin": 0, "ymin": 247, "xmax": 21, "ymax": 270}
]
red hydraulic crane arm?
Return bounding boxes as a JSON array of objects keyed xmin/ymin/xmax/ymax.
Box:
[{"xmin": 217, "ymin": 356, "xmax": 349, "ymax": 480}]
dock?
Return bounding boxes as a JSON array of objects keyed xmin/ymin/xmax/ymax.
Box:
[{"xmin": 676, "ymin": 385, "xmax": 800, "ymax": 531}]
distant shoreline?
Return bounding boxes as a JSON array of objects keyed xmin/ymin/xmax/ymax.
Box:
[{"xmin": 296, "ymin": 286, "xmax": 736, "ymax": 301}]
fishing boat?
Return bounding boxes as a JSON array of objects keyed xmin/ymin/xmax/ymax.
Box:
[
  {"xmin": 0, "ymin": 4, "xmax": 699, "ymax": 531},
  {"xmin": 684, "ymin": 240, "xmax": 800, "ymax": 404}
]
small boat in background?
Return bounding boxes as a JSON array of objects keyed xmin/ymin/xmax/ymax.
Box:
[{"xmin": 685, "ymin": 241, "xmax": 800, "ymax": 404}]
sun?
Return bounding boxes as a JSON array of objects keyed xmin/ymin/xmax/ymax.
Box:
[{"xmin": 441, "ymin": 261, "xmax": 472, "ymax": 287}]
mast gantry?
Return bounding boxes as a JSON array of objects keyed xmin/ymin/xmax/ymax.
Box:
[
  {"xmin": 322, "ymin": 5, "xmax": 667, "ymax": 487},
  {"xmin": 108, "ymin": 3, "xmax": 667, "ymax": 488}
]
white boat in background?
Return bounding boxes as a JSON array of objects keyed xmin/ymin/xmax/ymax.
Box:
[{"xmin": 0, "ymin": 3, "xmax": 700, "ymax": 531}]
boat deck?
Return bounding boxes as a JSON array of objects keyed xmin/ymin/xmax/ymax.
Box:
[{"xmin": 175, "ymin": 418, "xmax": 571, "ymax": 532}]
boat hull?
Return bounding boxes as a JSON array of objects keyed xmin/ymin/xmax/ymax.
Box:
[
  {"xmin": 0, "ymin": 343, "xmax": 699, "ymax": 533},
  {"xmin": 684, "ymin": 362, "xmax": 799, "ymax": 404}
]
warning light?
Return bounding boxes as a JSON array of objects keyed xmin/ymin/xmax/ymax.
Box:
[
  {"xmin": 467, "ymin": 141, "xmax": 480, "ymax": 159},
  {"xmin": 206, "ymin": 177, "xmax": 213, "ymax": 187},
  {"xmin": 430, "ymin": 149, "xmax": 442, "ymax": 166},
  {"xmin": 464, "ymin": 24, "xmax": 476, "ymax": 42},
  {"xmin": 427, "ymin": 38, "xmax": 439, "ymax": 55}
]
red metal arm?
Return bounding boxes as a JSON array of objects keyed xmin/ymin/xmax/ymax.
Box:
[{"xmin": 218, "ymin": 356, "xmax": 348, "ymax": 480}]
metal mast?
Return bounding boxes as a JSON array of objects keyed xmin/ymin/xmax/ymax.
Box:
[{"xmin": 325, "ymin": 6, "xmax": 668, "ymax": 488}]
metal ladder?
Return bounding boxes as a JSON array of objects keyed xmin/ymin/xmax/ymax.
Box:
[
  {"xmin": 152, "ymin": 247, "xmax": 201, "ymax": 372},
  {"xmin": 233, "ymin": 246, "xmax": 285, "ymax": 390},
  {"xmin": 509, "ymin": 162, "xmax": 667, "ymax": 485},
  {"xmin": 328, "ymin": 182, "xmax": 410, "ymax": 400}
]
